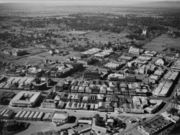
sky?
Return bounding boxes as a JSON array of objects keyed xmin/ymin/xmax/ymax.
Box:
[
  {"xmin": 0, "ymin": 0, "xmax": 178, "ymax": 3},
  {"xmin": 0, "ymin": 0, "xmax": 179, "ymax": 6}
]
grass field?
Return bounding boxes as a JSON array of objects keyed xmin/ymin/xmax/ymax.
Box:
[{"xmin": 143, "ymin": 34, "xmax": 180, "ymax": 52}]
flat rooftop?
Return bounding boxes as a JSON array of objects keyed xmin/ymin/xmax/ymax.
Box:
[{"xmin": 10, "ymin": 91, "xmax": 41, "ymax": 104}]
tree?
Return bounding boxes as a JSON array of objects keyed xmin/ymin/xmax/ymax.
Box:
[
  {"xmin": 94, "ymin": 114, "xmax": 106, "ymax": 127},
  {"xmin": 73, "ymin": 131, "xmax": 79, "ymax": 135},
  {"xmin": 168, "ymin": 108, "xmax": 178, "ymax": 115}
]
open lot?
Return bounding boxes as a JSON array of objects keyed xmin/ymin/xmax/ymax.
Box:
[{"xmin": 143, "ymin": 34, "xmax": 180, "ymax": 52}]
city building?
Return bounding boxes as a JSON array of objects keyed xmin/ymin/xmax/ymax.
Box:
[
  {"xmin": 94, "ymin": 48, "xmax": 113, "ymax": 58},
  {"xmin": 52, "ymin": 112, "xmax": 69, "ymax": 126},
  {"xmin": 78, "ymin": 117, "xmax": 92, "ymax": 125},
  {"xmin": 138, "ymin": 115, "xmax": 174, "ymax": 135},
  {"xmin": 82, "ymin": 48, "xmax": 101, "ymax": 55},
  {"xmin": 104, "ymin": 62, "xmax": 121, "ymax": 70},
  {"xmin": 128, "ymin": 46, "xmax": 140, "ymax": 55},
  {"xmin": 108, "ymin": 73, "xmax": 125, "ymax": 81},
  {"xmin": 153, "ymin": 81, "xmax": 173, "ymax": 97},
  {"xmin": 171, "ymin": 59, "xmax": 180, "ymax": 71},
  {"xmin": 83, "ymin": 71, "xmax": 100, "ymax": 80},
  {"xmin": 9, "ymin": 91, "xmax": 41, "ymax": 107}
]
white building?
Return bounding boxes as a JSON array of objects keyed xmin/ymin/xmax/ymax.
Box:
[
  {"xmin": 129, "ymin": 46, "xmax": 140, "ymax": 55},
  {"xmin": 52, "ymin": 112, "xmax": 69, "ymax": 125},
  {"xmin": 105, "ymin": 62, "xmax": 120, "ymax": 70},
  {"xmin": 10, "ymin": 91, "xmax": 41, "ymax": 107}
]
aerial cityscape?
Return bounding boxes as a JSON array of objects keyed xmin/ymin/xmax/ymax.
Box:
[{"xmin": 0, "ymin": 0, "xmax": 180, "ymax": 135}]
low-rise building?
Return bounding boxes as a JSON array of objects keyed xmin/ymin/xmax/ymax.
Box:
[
  {"xmin": 144, "ymin": 100, "xmax": 164, "ymax": 114},
  {"xmin": 82, "ymin": 48, "xmax": 101, "ymax": 55},
  {"xmin": 161, "ymin": 112, "xmax": 180, "ymax": 123},
  {"xmin": 119, "ymin": 55, "xmax": 133, "ymax": 61},
  {"xmin": 171, "ymin": 59, "xmax": 180, "ymax": 71},
  {"xmin": 83, "ymin": 71, "xmax": 100, "ymax": 80},
  {"xmin": 129, "ymin": 46, "xmax": 140, "ymax": 55},
  {"xmin": 138, "ymin": 115, "xmax": 174, "ymax": 135},
  {"xmin": 9, "ymin": 91, "xmax": 41, "ymax": 107},
  {"xmin": 164, "ymin": 71, "xmax": 179, "ymax": 81},
  {"xmin": 78, "ymin": 117, "xmax": 92, "ymax": 125},
  {"xmin": 153, "ymin": 81, "xmax": 173, "ymax": 97},
  {"xmin": 41, "ymin": 99, "xmax": 56, "ymax": 108},
  {"xmin": 94, "ymin": 49, "xmax": 113, "ymax": 58},
  {"xmin": 104, "ymin": 62, "xmax": 121, "ymax": 70},
  {"xmin": 108, "ymin": 73, "xmax": 125, "ymax": 81},
  {"xmin": 52, "ymin": 112, "xmax": 69, "ymax": 126}
]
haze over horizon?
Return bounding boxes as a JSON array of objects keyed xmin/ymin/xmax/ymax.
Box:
[
  {"xmin": 0, "ymin": 0, "xmax": 180, "ymax": 6},
  {"xmin": 0, "ymin": 0, "xmax": 180, "ymax": 17}
]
